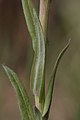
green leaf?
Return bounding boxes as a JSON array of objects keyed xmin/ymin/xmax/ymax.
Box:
[
  {"xmin": 21, "ymin": 0, "xmax": 36, "ymax": 50},
  {"xmin": 21, "ymin": 0, "xmax": 45, "ymax": 102},
  {"xmin": 3, "ymin": 65, "xmax": 35, "ymax": 120},
  {"xmin": 42, "ymin": 40, "xmax": 70, "ymax": 118}
]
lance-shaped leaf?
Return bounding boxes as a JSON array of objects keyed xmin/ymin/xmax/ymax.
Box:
[
  {"xmin": 42, "ymin": 40, "xmax": 70, "ymax": 118},
  {"xmin": 3, "ymin": 65, "xmax": 35, "ymax": 120},
  {"xmin": 21, "ymin": 0, "xmax": 36, "ymax": 50},
  {"xmin": 21, "ymin": 0, "xmax": 45, "ymax": 101}
]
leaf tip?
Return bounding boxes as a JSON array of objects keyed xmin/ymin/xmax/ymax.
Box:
[{"xmin": 2, "ymin": 64, "xmax": 9, "ymax": 73}]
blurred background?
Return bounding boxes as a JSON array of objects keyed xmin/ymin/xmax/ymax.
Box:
[{"xmin": 0, "ymin": 0, "xmax": 80, "ymax": 120}]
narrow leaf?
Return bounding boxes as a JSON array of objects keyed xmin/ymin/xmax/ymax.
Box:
[
  {"xmin": 3, "ymin": 65, "xmax": 35, "ymax": 120},
  {"xmin": 21, "ymin": 0, "xmax": 36, "ymax": 50},
  {"xmin": 42, "ymin": 40, "xmax": 70, "ymax": 117},
  {"xmin": 21, "ymin": 0, "xmax": 45, "ymax": 101}
]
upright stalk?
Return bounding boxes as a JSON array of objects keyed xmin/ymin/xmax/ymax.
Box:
[{"xmin": 39, "ymin": 0, "xmax": 50, "ymax": 42}]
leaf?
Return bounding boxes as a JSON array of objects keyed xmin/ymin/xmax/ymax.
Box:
[
  {"xmin": 21, "ymin": 0, "xmax": 36, "ymax": 50},
  {"xmin": 42, "ymin": 40, "xmax": 70, "ymax": 118},
  {"xmin": 3, "ymin": 65, "xmax": 35, "ymax": 120},
  {"xmin": 21, "ymin": 0, "xmax": 45, "ymax": 102}
]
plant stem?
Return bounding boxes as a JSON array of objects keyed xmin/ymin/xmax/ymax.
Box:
[{"xmin": 39, "ymin": 0, "xmax": 50, "ymax": 42}]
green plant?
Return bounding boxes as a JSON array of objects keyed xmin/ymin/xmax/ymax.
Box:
[{"xmin": 3, "ymin": 0, "xmax": 70, "ymax": 120}]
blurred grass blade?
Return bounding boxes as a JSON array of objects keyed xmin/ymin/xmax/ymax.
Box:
[
  {"xmin": 21, "ymin": 0, "xmax": 45, "ymax": 101},
  {"xmin": 3, "ymin": 65, "xmax": 35, "ymax": 120},
  {"xmin": 42, "ymin": 40, "xmax": 70, "ymax": 117}
]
